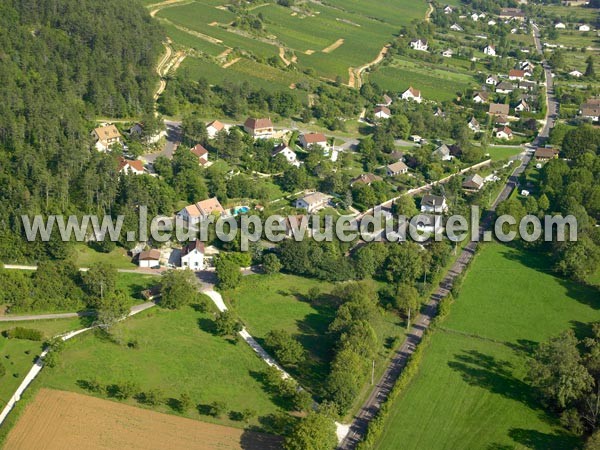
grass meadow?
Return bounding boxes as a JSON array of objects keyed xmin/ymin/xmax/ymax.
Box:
[{"xmin": 375, "ymin": 242, "xmax": 600, "ymax": 449}]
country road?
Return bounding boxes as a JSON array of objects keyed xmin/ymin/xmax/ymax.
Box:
[{"xmin": 338, "ymin": 22, "xmax": 555, "ymax": 450}]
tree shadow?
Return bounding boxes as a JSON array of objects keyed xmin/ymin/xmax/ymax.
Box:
[
  {"xmin": 505, "ymin": 339, "xmax": 538, "ymax": 357},
  {"xmin": 197, "ymin": 317, "xmax": 217, "ymax": 335},
  {"xmin": 508, "ymin": 428, "xmax": 580, "ymax": 450},
  {"xmin": 447, "ymin": 350, "xmax": 541, "ymax": 411},
  {"xmin": 248, "ymin": 370, "xmax": 294, "ymax": 410},
  {"xmin": 166, "ymin": 397, "xmax": 182, "ymax": 412},
  {"xmin": 239, "ymin": 429, "xmax": 284, "ymax": 450}
]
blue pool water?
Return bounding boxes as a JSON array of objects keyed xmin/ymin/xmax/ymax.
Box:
[{"xmin": 234, "ymin": 206, "xmax": 250, "ymax": 215}]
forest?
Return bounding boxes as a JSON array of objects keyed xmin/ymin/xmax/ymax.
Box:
[{"xmin": 0, "ymin": 0, "xmax": 163, "ymax": 261}]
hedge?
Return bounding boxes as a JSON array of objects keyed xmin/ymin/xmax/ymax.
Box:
[{"xmin": 3, "ymin": 327, "xmax": 43, "ymax": 341}]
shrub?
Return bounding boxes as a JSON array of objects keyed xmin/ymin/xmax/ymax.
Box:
[
  {"xmin": 4, "ymin": 327, "xmax": 43, "ymax": 341},
  {"xmin": 208, "ymin": 400, "xmax": 227, "ymax": 418},
  {"xmin": 0, "ymin": 361, "xmax": 5, "ymax": 378}
]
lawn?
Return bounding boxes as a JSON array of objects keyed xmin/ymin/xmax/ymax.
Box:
[
  {"xmin": 37, "ymin": 306, "xmax": 283, "ymax": 429},
  {"xmin": 0, "ymin": 318, "xmax": 87, "ymax": 410},
  {"xmin": 375, "ymin": 242, "xmax": 600, "ymax": 449},
  {"xmin": 224, "ymin": 274, "xmax": 405, "ymax": 404},
  {"xmin": 115, "ymin": 272, "xmax": 160, "ymax": 304},
  {"xmin": 72, "ymin": 244, "xmax": 136, "ymax": 269},
  {"xmin": 486, "ymin": 146, "xmax": 523, "ymax": 161}
]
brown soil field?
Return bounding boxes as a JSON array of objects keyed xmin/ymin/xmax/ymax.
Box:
[
  {"xmin": 322, "ymin": 38, "xmax": 344, "ymax": 53},
  {"xmin": 4, "ymin": 389, "xmax": 283, "ymax": 450}
]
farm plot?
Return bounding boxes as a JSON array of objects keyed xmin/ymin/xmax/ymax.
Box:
[
  {"xmin": 4, "ymin": 388, "xmax": 282, "ymax": 450},
  {"xmin": 368, "ymin": 57, "xmax": 475, "ymax": 101},
  {"xmin": 324, "ymin": 0, "xmax": 428, "ymax": 27},
  {"xmin": 37, "ymin": 306, "xmax": 282, "ymax": 429},
  {"xmin": 374, "ymin": 243, "xmax": 599, "ymax": 450}
]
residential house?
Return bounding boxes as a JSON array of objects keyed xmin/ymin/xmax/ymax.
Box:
[
  {"xmin": 91, "ymin": 124, "xmax": 122, "ymax": 152},
  {"xmin": 244, "ymin": 117, "xmax": 274, "ymax": 139},
  {"xmin": 206, "ymin": 120, "xmax": 225, "ymax": 139},
  {"xmin": 555, "ymin": 22, "xmax": 566, "ymax": 29},
  {"xmin": 409, "ymin": 39, "xmax": 429, "ymax": 51},
  {"xmin": 386, "ymin": 161, "xmax": 409, "ymax": 176},
  {"xmin": 518, "ymin": 80, "xmax": 536, "ymax": 91},
  {"xmin": 488, "ymin": 19, "xmax": 497, "ymax": 26},
  {"xmin": 473, "ymin": 91, "xmax": 490, "ymax": 104},
  {"xmin": 515, "ymin": 99, "xmax": 529, "ymax": 112},
  {"xmin": 180, "ymin": 240, "xmax": 205, "ymax": 271},
  {"xmin": 389, "ymin": 150, "xmax": 404, "ymax": 162},
  {"xmin": 128, "ymin": 123, "xmax": 144, "ymax": 136},
  {"xmin": 483, "ymin": 45, "xmax": 496, "ymax": 56},
  {"xmin": 471, "ymin": 12, "xmax": 480, "ymax": 21},
  {"xmin": 496, "ymin": 81, "xmax": 515, "ymax": 94},
  {"xmin": 520, "ymin": 61, "xmax": 535, "ymax": 72},
  {"xmin": 489, "ymin": 103, "xmax": 510, "ymax": 116},
  {"xmin": 374, "ymin": 105, "xmax": 391, "ymax": 119},
  {"xmin": 178, "ymin": 197, "xmax": 225, "ymax": 226},
  {"xmin": 580, "ymin": 99, "xmax": 600, "ymax": 121},
  {"xmin": 496, "ymin": 126, "xmax": 513, "ymax": 139},
  {"xmin": 450, "ymin": 23, "xmax": 464, "ymax": 31},
  {"xmin": 434, "ymin": 107, "xmax": 445, "ymax": 117},
  {"xmin": 433, "ymin": 144, "xmax": 453, "ymax": 161},
  {"xmin": 295, "ymin": 192, "xmax": 332, "ymax": 213},
  {"xmin": 272, "ymin": 143, "xmax": 299, "ymax": 167},
  {"xmin": 118, "ymin": 157, "xmax": 144, "ymax": 175},
  {"xmin": 350, "ymin": 173, "xmax": 383, "ymax": 187},
  {"xmin": 414, "ymin": 214, "xmax": 444, "ymax": 234},
  {"xmin": 442, "ymin": 49, "xmax": 454, "ymax": 58},
  {"xmin": 468, "ymin": 117, "xmax": 481, "ymax": 132},
  {"xmin": 494, "ymin": 115, "xmax": 510, "ymax": 126},
  {"xmin": 486, "ymin": 75, "xmax": 499, "ymax": 85},
  {"xmin": 401, "ymin": 86, "xmax": 422, "ymax": 103},
  {"xmin": 535, "ymin": 147, "xmax": 559, "ymax": 160},
  {"xmin": 499, "ymin": 8, "xmax": 526, "ymax": 21},
  {"xmin": 138, "ymin": 249, "xmax": 161, "ymax": 268},
  {"xmin": 569, "ymin": 70, "xmax": 584, "ymax": 78},
  {"xmin": 378, "ymin": 94, "xmax": 393, "ymax": 107},
  {"xmin": 508, "ymin": 69, "xmax": 528, "ymax": 81},
  {"xmin": 190, "ymin": 144, "xmax": 209, "ymax": 167},
  {"xmin": 463, "ymin": 174, "xmax": 485, "ymax": 191},
  {"xmin": 421, "ymin": 194, "xmax": 448, "ymax": 213},
  {"xmin": 444, "ymin": 5, "xmax": 453, "ymax": 14},
  {"xmin": 299, "ymin": 132, "xmax": 328, "ymax": 150},
  {"xmin": 579, "ymin": 24, "xmax": 591, "ymax": 32}
]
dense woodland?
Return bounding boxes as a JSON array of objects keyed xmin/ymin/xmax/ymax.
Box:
[{"xmin": 0, "ymin": 0, "xmax": 163, "ymax": 261}]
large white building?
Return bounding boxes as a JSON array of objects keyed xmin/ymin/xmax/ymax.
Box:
[{"xmin": 180, "ymin": 240, "xmax": 205, "ymax": 271}]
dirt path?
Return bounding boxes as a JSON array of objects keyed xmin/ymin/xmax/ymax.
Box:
[
  {"xmin": 160, "ymin": 19, "xmax": 224, "ymax": 44},
  {"xmin": 222, "ymin": 57, "xmax": 241, "ymax": 68},
  {"xmin": 279, "ymin": 47, "xmax": 292, "ymax": 66},
  {"xmin": 148, "ymin": 0, "xmax": 189, "ymax": 18},
  {"xmin": 322, "ymin": 38, "xmax": 344, "ymax": 53},
  {"xmin": 425, "ymin": 2, "xmax": 434, "ymax": 22},
  {"xmin": 348, "ymin": 44, "xmax": 390, "ymax": 88}
]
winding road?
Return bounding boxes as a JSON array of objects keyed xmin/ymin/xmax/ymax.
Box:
[{"xmin": 338, "ymin": 21, "xmax": 556, "ymax": 450}]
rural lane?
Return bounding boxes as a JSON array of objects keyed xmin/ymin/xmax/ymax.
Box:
[{"xmin": 339, "ymin": 24, "xmax": 554, "ymax": 450}]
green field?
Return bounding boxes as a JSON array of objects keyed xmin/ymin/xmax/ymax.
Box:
[
  {"xmin": 226, "ymin": 274, "xmax": 405, "ymax": 404},
  {"xmin": 37, "ymin": 306, "xmax": 282, "ymax": 429},
  {"xmin": 486, "ymin": 146, "xmax": 523, "ymax": 161},
  {"xmin": 375, "ymin": 243, "xmax": 600, "ymax": 449},
  {"xmin": 155, "ymin": 0, "xmax": 428, "ymax": 83},
  {"xmin": 368, "ymin": 57, "xmax": 476, "ymax": 101},
  {"xmin": 0, "ymin": 318, "xmax": 86, "ymax": 410},
  {"xmin": 72, "ymin": 244, "xmax": 136, "ymax": 269}
]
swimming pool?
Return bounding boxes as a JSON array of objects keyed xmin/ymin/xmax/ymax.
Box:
[{"xmin": 233, "ymin": 206, "xmax": 250, "ymax": 215}]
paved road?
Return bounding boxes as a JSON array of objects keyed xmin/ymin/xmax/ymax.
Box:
[
  {"xmin": 339, "ymin": 24, "xmax": 554, "ymax": 450},
  {"xmin": 0, "ymin": 302, "xmax": 157, "ymax": 323},
  {"xmin": 142, "ymin": 119, "xmax": 181, "ymax": 164}
]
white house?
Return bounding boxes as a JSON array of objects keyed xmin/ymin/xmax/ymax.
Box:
[
  {"xmin": 487, "ymin": 19, "xmax": 497, "ymax": 26},
  {"xmin": 409, "ymin": 39, "xmax": 429, "ymax": 52},
  {"xmin": 206, "ymin": 120, "xmax": 226, "ymax": 139},
  {"xmin": 401, "ymin": 86, "xmax": 422, "ymax": 103},
  {"xmin": 471, "ymin": 13, "xmax": 479, "ymax": 21},
  {"xmin": 244, "ymin": 117, "xmax": 274, "ymax": 139},
  {"xmin": 295, "ymin": 192, "xmax": 332, "ymax": 213},
  {"xmin": 91, "ymin": 124, "xmax": 122, "ymax": 152},
  {"xmin": 515, "ymin": 99, "xmax": 529, "ymax": 112},
  {"xmin": 374, "ymin": 105, "xmax": 391, "ymax": 119},
  {"xmin": 473, "ymin": 91, "xmax": 490, "ymax": 104},
  {"xmin": 483, "ymin": 45, "xmax": 496, "ymax": 56},
  {"xmin": 138, "ymin": 249, "xmax": 160, "ymax": 268},
  {"xmin": 117, "ymin": 157, "xmax": 144, "ymax": 175},
  {"xmin": 450, "ymin": 23, "xmax": 464, "ymax": 31},
  {"xmin": 272, "ymin": 143, "xmax": 299, "ymax": 167},
  {"xmin": 180, "ymin": 240, "xmax": 205, "ymax": 271},
  {"xmin": 569, "ymin": 70, "xmax": 584, "ymax": 78},
  {"xmin": 496, "ymin": 81, "xmax": 515, "ymax": 94},
  {"xmin": 486, "ymin": 74, "xmax": 499, "ymax": 85},
  {"xmin": 299, "ymin": 132, "xmax": 328, "ymax": 150},
  {"xmin": 579, "ymin": 24, "xmax": 591, "ymax": 32},
  {"xmin": 496, "ymin": 126, "xmax": 513, "ymax": 140},
  {"xmin": 442, "ymin": 49, "xmax": 454, "ymax": 58},
  {"xmin": 433, "ymin": 144, "xmax": 453, "ymax": 161},
  {"xmin": 378, "ymin": 94, "xmax": 393, "ymax": 107},
  {"xmin": 443, "ymin": 5, "xmax": 453, "ymax": 14},
  {"xmin": 178, "ymin": 197, "xmax": 225, "ymax": 226},
  {"xmin": 555, "ymin": 22, "xmax": 566, "ymax": 29},
  {"xmin": 420, "ymin": 194, "xmax": 448, "ymax": 213},
  {"xmin": 468, "ymin": 117, "xmax": 481, "ymax": 132},
  {"xmin": 386, "ymin": 161, "xmax": 409, "ymax": 177},
  {"xmin": 190, "ymin": 144, "xmax": 209, "ymax": 167}
]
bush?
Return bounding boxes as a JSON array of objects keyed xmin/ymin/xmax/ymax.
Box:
[
  {"xmin": 0, "ymin": 361, "xmax": 5, "ymax": 378},
  {"xmin": 208, "ymin": 400, "xmax": 227, "ymax": 418},
  {"xmin": 4, "ymin": 327, "xmax": 43, "ymax": 341}
]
